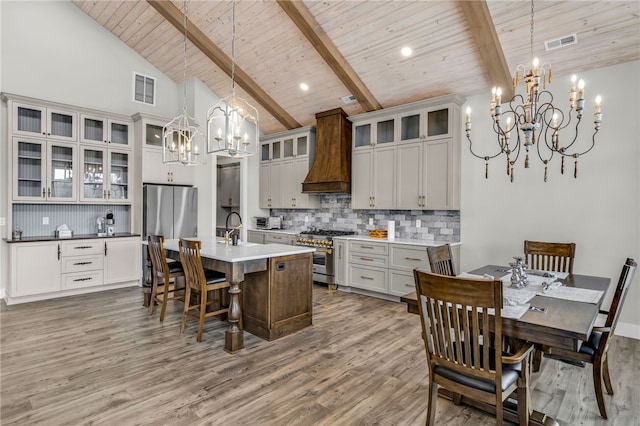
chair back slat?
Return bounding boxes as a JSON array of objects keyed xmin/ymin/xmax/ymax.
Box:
[
  {"xmin": 148, "ymin": 235, "xmax": 169, "ymax": 277},
  {"xmin": 178, "ymin": 239, "xmax": 206, "ymax": 293},
  {"xmin": 427, "ymin": 244, "xmax": 457, "ymax": 276},
  {"xmin": 600, "ymin": 258, "xmax": 637, "ymax": 352},
  {"xmin": 414, "ymin": 270, "xmax": 502, "ymax": 380},
  {"xmin": 524, "ymin": 240, "xmax": 576, "ymax": 273}
]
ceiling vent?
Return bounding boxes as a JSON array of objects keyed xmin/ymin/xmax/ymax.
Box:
[
  {"xmin": 341, "ymin": 94, "xmax": 357, "ymax": 104},
  {"xmin": 544, "ymin": 34, "xmax": 578, "ymax": 51}
]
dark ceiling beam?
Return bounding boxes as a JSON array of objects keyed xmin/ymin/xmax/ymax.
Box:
[
  {"xmin": 277, "ymin": 0, "xmax": 382, "ymax": 112},
  {"xmin": 458, "ymin": 0, "xmax": 514, "ymax": 99},
  {"xmin": 147, "ymin": 0, "xmax": 301, "ymax": 130}
]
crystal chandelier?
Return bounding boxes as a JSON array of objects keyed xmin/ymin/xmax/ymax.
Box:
[
  {"xmin": 162, "ymin": 0, "xmax": 206, "ymax": 166},
  {"xmin": 465, "ymin": 0, "xmax": 602, "ymax": 182},
  {"xmin": 206, "ymin": 0, "xmax": 259, "ymax": 157}
]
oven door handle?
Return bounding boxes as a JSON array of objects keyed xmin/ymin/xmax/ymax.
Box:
[{"xmin": 315, "ymin": 247, "xmax": 333, "ymax": 255}]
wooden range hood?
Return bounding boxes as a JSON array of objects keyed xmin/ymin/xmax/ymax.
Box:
[{"xmin": 302, "ymin": 108, "xmax": 352, "ymax": 193}]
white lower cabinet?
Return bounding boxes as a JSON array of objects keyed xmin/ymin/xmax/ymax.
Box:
[
  {"xmin": 348, "ymin": 240, "xmax": 389, "ymax": 292},
  {"xmin": 338, "ymin": 239, "xmax": 460, "ymax": 299},
  {"xmin": 6, "ymin": 237, "xmax": 141, "ymax": 304},
  {"xmin": 247, "ymin": 230, "xmax": 265, "ymax": 244},
  {"xmin": 389, "ymin": 270, "xmax": 418, "ymax": 296},
  {"xmin": 334, "ymin": 239, "xmax": 347, "ymax": 286},
  {"xmin": 10, "ymin": 241, "xmax": 61, "ymax": 297},
  {"xmin": 104, "ymin": 238, "xmax": 141, "ymax": 284},
  {"xmin": 60, "ymin": 239, "xmax": 104, "ymax": 289},
  {"xmin": 248, "ymin": 230, "xmax": 297, "ymax": 246}
]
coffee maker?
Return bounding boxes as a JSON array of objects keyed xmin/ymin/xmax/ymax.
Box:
[{"xmin": 105, "ymin": 210, "xmax": 115, "ymax": 236}]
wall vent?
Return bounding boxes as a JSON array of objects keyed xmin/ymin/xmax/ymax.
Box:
[
  {"xmin": 340, "ymin": 94, "xmax": 357, "ymax": 104},
  {"xmin": 544, "ymin": 34, "xmax": 577, "ymax": 51}
]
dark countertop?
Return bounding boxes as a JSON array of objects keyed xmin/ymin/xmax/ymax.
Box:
[{"xmin": 3, "ymin": 233, "xmax": 141, "ymax": 243}]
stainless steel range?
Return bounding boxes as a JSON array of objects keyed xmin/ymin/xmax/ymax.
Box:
[{"xmin": 296, "ymin": 229, "xmax": 355, "ymax": 285}]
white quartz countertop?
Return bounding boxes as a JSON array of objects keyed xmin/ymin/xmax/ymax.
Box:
[
  {"xmin": 161, "ymin": 236, "xmax": 315, "ymax": 263},
  {"xmin": 332, "ymin": 235, "xmax": 461, "ymax": 247}
]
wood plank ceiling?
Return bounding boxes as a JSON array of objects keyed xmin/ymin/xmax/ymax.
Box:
[{"xmin": 72, "ymin": 0, "xmax": 640, "ymax": 136}]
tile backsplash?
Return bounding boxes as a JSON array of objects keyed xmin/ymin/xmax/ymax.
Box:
[
  {"xmin": 271, "ymin": 194, "xmax": 460, "ymax": 242},
  {"xmin": 12, "ymin": 204, "xmax": 131, "ymax": 237}
]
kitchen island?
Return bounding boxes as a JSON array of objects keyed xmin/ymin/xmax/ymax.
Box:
[{"xmin": 161, "ymin": 237, "xmax": 315, "ymax": 354}]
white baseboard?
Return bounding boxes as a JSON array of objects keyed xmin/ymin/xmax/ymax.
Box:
[{"xmin": 616, "ymin": 321, "xmax": 640, "ymax": 340}]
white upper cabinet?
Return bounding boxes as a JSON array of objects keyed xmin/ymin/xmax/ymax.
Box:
[
  {"xmin": 12, "ymin": 137, "xmax": 78, "ymax": 202},
  {"xmin": 259, "ymin": 127, "xmax": 318, "ymax": 209},
  {"xmin": 350, "ymin": 94, "xmax": 465, "ymax": 210},
  {"xmin": 353, "ymin": 117, "xmax": 396, "ymax": 151},
  {"xmin": 134, "ymin": 115, "xmax": 194, "ymax": 185},
  {"xmin": 79, "ymin": 146, "xmax": 131, "ymax": 204},
  {"xmin": 12, "ymin": 102, "xmax": 77, "ymax": 142},
  {"xmin": 80, "ymin": 113, "xmax": 132, "ymax": 147}
]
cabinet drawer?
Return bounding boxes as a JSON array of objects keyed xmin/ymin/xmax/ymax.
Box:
[
  {"xmin": 389, "ymin": 270, "xmax": 417, "ymax": 296},
  {"xmin": 389, "ymin": 244, "xmax": 429, "ymax": 271},
  {"xmin": 61, "ymin": 255, "xmax": 104, "ymax": 273},
  {"xmin": 61, "ymin": 270, "xmax": 104, "ymax": 289},
  {"xmin": 61, "ymin": 240, "xmax": 104, "ymax": 256},
  {"xmin": 348, "ymin": 240, "xmax": 388, "ymax": 255},
  {"xmin": 264, "ymin": 233, "xmax": 290, "ymax": 244},
  {"xmin": 348, "ymin": 252, "xmax": 388, "ymax": 268},
  {"xmin": 349, "ymin": 265, "xmax": 387, "ymax": 292}
]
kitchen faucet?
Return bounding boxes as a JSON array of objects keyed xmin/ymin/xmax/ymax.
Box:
[{"xmin": 225, "ymin": 212, "xmax": 243, "ymax": 245}]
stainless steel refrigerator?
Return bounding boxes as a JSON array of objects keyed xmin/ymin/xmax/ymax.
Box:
[
  {"xmin": 142, "ymin": 184, "xmax": 197, "ymax": 289},
  {"xmin": 143, "ymin": 184, "xmax": 198, "ymax": 239}
]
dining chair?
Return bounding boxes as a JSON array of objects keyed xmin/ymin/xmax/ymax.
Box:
[
  {"xmin": 426, "ymin": 244, "xmax": 457, "ymax": 276},
  {"xmin": 147, "ymin": 235, "xmax": 185, "ymax": 322},
  {"xmin": 178, "ymin": 238, "xmax": 231, "ymax": 342},
  {"xmin": 545, "ymin": 258, "xmax": 636, "ymax": 419},
  {"xmin": 413, "ymin": 269, "xmax": 534, "ymax": 426},
  {"xmin": 524, "ymin": 240, "xmax": 576, "ymax": 273},
  {"xmin": 524, "ymin": 239, "xmax": 576, "ymax": 371}
]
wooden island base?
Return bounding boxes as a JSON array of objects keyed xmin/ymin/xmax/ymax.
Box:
[{"xmin": 242, "ymin": 252, "xmax": 313, "ymax": 341}]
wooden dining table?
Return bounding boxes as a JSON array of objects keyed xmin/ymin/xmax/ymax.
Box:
[{"xmin": 401, "ymin": 264, "xmax": 611, "ymax": 425}]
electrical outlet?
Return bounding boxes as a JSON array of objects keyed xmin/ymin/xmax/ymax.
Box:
[
  {"xmin": 0, "ymin": 217, "xmax": 5, "ymax": 226},
  {"xmin": 43, "ymin": 217, "xmax": 49, "ymax": 225},
  {"xmin": 416, "ymin": 219, "xmax": 421, "ymax": 228},
  {"xmin": 369, "ymin": 218, "xmax": 374, "ymax": 226},
  {"xmin": 305, "ymin": 216, "xmax": 309, "ymax": 222}
]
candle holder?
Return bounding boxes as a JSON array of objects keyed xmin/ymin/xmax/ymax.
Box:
[{"xmin": 509, "ymin": 256, "xmax": 529, "ymax": 289}]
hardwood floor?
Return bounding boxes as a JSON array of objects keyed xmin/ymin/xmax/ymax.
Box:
[{"xmin": 1, "ymin": 285, "xmax": 638, "ymax": 425}]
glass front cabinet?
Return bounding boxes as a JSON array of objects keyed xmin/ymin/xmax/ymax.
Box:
[
  {"xmin": 12, "ymin": 102, "xmax": 77, "ymax": 142},
  {"xmin": 80, "ymin": 113, "xmax": 132, "ymax": 147},
  {"xmin": 12, "ymin": 137, "xmax": 78, "ymax": 202},
  {"xmin": 80, "ymin": 147, "xmax": 131, "ymax": 203}
]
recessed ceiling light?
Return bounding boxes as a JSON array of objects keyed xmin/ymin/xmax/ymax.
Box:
[
  {"xmin": 300, "ymin": 83, "xmax": 309, "ymax": 91},
  {"xmin": 401, "ymin": 47, "xmax": 412, "ymax": 57}
]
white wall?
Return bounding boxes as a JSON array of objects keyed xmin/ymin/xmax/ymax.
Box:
[
  {"xmin": 460, "ymin": 61, "xmax": 640, "ymax": 338},
  {"xmin": 0, "ymin": 1, "xmax": 179, "ymax": 118}
]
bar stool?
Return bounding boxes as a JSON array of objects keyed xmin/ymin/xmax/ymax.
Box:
[
  {"xmin": 178, "ymin": 238, "xmax": 231, "ymax": 342},
  {"xmin": 147, "ymin": 235, "xmax": 185, "ymax": 322}
]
